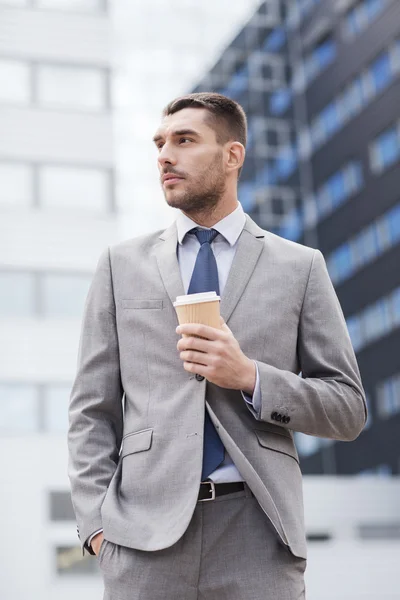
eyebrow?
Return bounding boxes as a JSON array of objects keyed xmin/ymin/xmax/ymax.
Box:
[{"xmin": 152, "ymin": 129, "xmax": 201, "ymax": 144}]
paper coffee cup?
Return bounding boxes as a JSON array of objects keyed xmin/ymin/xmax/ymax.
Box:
[{"xmin": 173, "ymin": 291, "xmax": 221, "ymax": 335}]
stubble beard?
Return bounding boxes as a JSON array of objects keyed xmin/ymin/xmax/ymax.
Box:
[{"xmin": 163, "ymin": 152, "xmax": 226, "ymax": 217}]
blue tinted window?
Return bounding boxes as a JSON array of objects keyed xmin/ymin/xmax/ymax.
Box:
[
  {"xmin": 387, "ymin": 204, "xmax": 400, "ymax": 243},
  {"xmin": 370, "ymin": 51, "xmax": 392, "ymax": 92},
  {"xmin": 238, "ymin": 182, "xmax": 256, "ymax": 212},
  {"xmin": 269, "ymin": 88, "xmax": 292, "ymax": 115},
  {"xmin": 223, "ymin": 65, "xmax": 248, "ymax": 98},
  {"xmin": 327, "ymin": 171, "xmax": 346, "ymax": 207},
  {"xmin": 263, "ymin": 27, "xmax": 286, "ymax": 53},
  {"xmin": 347, "ymin": 316, "xmax": 363, "ymax": 351},
  {"xmin": 377, "ymin": 127, "xmax": 400, "ymax": 169},
  {"xmin": 332, "ymin": 245, "xmax": 353, "ymax": 280},
  {"xmin": 366, "ymin": 0, "xmax": 385, "ymax": 19},
  {"xmin": 320, "ymin": 102, "xmax": 340, "ymax": 136},
  {"xmin": 316, "ymin": 38, "xmax": 337, "ymax": 69},
  {"xmin": 392, "ymin": 287, "xmax": 400, "ymax": 325}
]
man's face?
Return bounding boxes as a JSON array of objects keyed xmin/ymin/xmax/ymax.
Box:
[{"xmin": 153, "ymin": 107, "xmax": 227, "ymax": 214}]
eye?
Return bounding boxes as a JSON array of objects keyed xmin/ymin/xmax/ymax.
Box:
[
  {"xmin": 179, "ymin": 138, "xmax": 192, "ymax": 144},
  {"xmin": 157, "ymin": 143, "xmax": 164, "ymax": 150}
]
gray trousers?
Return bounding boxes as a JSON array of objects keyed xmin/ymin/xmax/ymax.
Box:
[{"xmin": 98, "ymin": 483, "xmax": 306, "ymax": 600}]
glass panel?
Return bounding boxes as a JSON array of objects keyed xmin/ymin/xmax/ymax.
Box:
[
  {"xmin": 0, "ymin": 163, "xmax": 33, "ymax": 206},
  {"xmin": 37, "ymin": 65, "xmax": 106, "ymax": 111},
  {"xmin": 386, "ymin": 204, "xmax": 400, "ymax": 244},
  {"xmin": 263, "ymin": 27, "xmax": 286, "ymax": 53},
  {"xmin": 39, "ymin": 166, "xmax": 109, "ymax": 212},
  {"xmin": 327, "ymin": 171, "xmax": 346, "ymax": 207},
  {"xmin": 0, "ymin": 384, "xmax": 39, "ymax": 434},
  {"xmin": 41, "ymin": 273, "xmax": 91, "ymax": 318},
  {"xmin": 44, "ymin": 384, "xmax": 71, "ymax": 433},
  {"xmin": 320, "ymin": 102, "xmax": 340, "ymax": 138},
  {"xmin": 0, "ymin": 272, "xmax": 35, "ymax": 317},
  {"xmin": 347, "ymin": 316, "xmax": 363, "ymax": 351},
  {"xmin": 390, "ymin": 287, "xmax": 400, "ymax": 326},
  {"xmin": 376, "ymin": 127, "xmax": 400, "ymax": 170},
  {"xmin": 370, "ymin": 52, "xmax": 392, "ymax": 93},
  {"xmin": 0, "ymin": 59, "xmax": 30, "ymax": 104},
  {"xmin": 269, "ymin": 88, "xmax": 292, "ymax": 115}
]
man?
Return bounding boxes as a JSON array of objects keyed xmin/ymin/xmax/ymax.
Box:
[{"xmin": 68, "ymin": 92, "xmax": 367, "ymax": 599}]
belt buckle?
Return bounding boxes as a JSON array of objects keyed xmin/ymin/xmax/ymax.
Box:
[{"xmin": 200, "ymin": 481, "xmax": 216, "ymax": 501}]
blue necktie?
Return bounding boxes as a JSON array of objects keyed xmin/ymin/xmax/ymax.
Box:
[{"xmin": 187, "ymin": 227, "xmax": 225, "ymax": 480}]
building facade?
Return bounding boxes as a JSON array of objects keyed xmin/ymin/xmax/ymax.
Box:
[
  {"xmin": 193, "ymin": 0, "xmax": 400, "ymax": 476},
  {"xmin": 0, "ymin": 1, "xmax": 117, "ymax": 597}
]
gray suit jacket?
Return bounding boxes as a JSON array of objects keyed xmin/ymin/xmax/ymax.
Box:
[{"xmin": 68, "ymin": 214, "xmax": 367, "ymax": 560}]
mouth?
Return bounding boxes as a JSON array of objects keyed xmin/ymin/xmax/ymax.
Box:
[
  {"xmin": 162, "ymin": 174, "xmax": 185, "ymax": 186},
  {"xmin": 164, "ymin": 178, "xmax": 184, "ymax": 187}
]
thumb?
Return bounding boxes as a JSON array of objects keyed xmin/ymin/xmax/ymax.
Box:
[{"xmin": 220, "ymin": 316, "xmax": 230, "ymax": 331}]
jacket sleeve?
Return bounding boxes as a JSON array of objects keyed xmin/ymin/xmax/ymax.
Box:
[
  {"xmin": 68, "ymin": 247, "xmax": 123, "ymax": 554},
  {"xmin": 247, "ymin": 249, "xmax": 367, "ymax": 441}
]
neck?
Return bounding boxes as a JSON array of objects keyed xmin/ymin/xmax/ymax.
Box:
[{"xmin": 181, "ymin": 198, "xmax": 239, "ymax": 228}]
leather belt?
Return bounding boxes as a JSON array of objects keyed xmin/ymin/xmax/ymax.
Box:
[{"xmin": 198, "ymin": 481, "xmax": 245, "ymax": 502}]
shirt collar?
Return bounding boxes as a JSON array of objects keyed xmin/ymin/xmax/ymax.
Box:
[{"xmin": 176, "ymin": 202, "xmax": 246, "ymax": 247}]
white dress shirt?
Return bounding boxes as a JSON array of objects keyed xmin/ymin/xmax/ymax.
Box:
[{"xmin": 87, "ymin": 201, "xmax": 262, "ymax": 548}]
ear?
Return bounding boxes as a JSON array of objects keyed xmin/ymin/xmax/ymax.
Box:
[{"xmin": 226, "ymin": 141, "xmax": 245, "ymax": 175}]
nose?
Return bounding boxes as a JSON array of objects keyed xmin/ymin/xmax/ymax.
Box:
[{"xmin": 158, "ymin": 143, "xmax": 177, "ymax": 169}]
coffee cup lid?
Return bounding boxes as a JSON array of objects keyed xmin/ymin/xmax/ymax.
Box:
[{"xmin": 173, "ymin": 291, "xmax": 221, "ymax": 306}]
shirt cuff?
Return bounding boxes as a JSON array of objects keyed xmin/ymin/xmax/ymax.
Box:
[
  {"xmin": 241, "ymin": 361, "xmax": 261, "ymax": 414},
  {"xmin": 87, "ymin": 528, "xmax": 104, "ymax": 548}
]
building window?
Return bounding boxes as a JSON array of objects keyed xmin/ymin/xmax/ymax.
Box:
[
  {"xmin": 36, "ymin": 64, "xmax": 108, "ymax": 112},
  {"xmin": 344, "ymin": 0, "xmax": 389, "ymax": 40},
  {"xmin": 313, "ymin": 161, "xmax": 363, "ymax": 221},
  {"xmin": 377, "ymin": 373, "xmax": 400, "ymax": 418},
  {"xmin": 0, "ymin": 162, "xmax": 34, "ymax": 207},
  {"xmin": 370, "ymin": 123, "xmax": 400, "ymax": 174},
  {"xmin": 269, "ymin": 88, "xmax": 292, "ymax": 115},
  {"xmin": 347, "ymin": 285, "xmax": 400, "ymax": 352},
  {"xmin": 55, "ymin": 546, "xmax": 98, "ymax": 576},
  {"xmin": 49, "ymin": 491, "xmax": 75, "ymax": 521},
  {"xmin": 307, "ymin": 39, "xmax": 400, "ymax": 154},
  {"xmin": 263, "ymin": 27, "xmax": 286, "ymax": 53},
  {"xmin": 41, "ymin": 273, "xmax": 92, "ymax": 318},
  {"xmin": 0, "ymin": 272, "xmax": 36, "ymax": 317},
  {"xmin": 44, "ymin": 384, "xmax": 71, "ymax": 433},
  {"xmin": 0, "ymin": 384, "xmax": 39, "ymax": 434},
  {"xmin": 39, "ymin": 165, "xmax": 112, "ymax": 212},
  {"xmin": 0, "ymin": 58, "xmax": 31, "ymax": 105},
  {"xmin": 327, "ymin": 202, "xmax": 400, "ymax": 285},
  {"xmin": 303, "ymin": 36, "xmax": 337, "ymax": 86}
]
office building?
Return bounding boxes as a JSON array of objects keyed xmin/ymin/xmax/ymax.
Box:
[{"xmin": 193, "ymin": 0, "xmax": 400, "ymax": 476}]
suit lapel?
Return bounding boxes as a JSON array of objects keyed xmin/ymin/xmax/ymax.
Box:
[
  {"xmin": 155, "ymin": 214, "xmax": 266, "ymax": 321},
  {"xmin": 154, "ymin": 222, "xmax": 185, "ymax": 307},
  {"xmin": 220, "ymin": 215, "xmax": 265, "ymax": 323}
]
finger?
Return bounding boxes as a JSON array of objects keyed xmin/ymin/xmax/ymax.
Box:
[
  {"xmin": 177, "ymin": 336, "xmax": 213, "ymax": 353},
  {"xmin": 176, "ymin": 323, "xmax": 224, "ymax": 341},
  {"xmin": 183, "ymin": 361, "xmax": 208, "ymax": 377},
  {"xmin": 180, "ymin": 351, "xmax": 210, "ymax": 366}
]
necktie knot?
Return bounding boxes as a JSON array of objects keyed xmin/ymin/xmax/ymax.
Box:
[{"xmin": 190, "ymin": 227, "xmax": 219, "ymax": 246}]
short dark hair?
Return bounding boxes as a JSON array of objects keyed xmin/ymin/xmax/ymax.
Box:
[{"xmin": 162, "ymin": 92, "xmax": 247, "ymax": 178}]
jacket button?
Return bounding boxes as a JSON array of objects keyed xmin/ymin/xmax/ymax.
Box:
[
  {"xmin": 276, "ymin": 413, "xmax": 283, "ymax": 422},
  {"xmin": 271, "ymin": 412, "xmax": 278, "ymax": 421},
  {"xmin": 195, "ymin": 374, "xmax": 205, "ymax": 381},
  {"xmin": 282, "ymin": 416, "xmax": 291, "ymax": 424}
]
